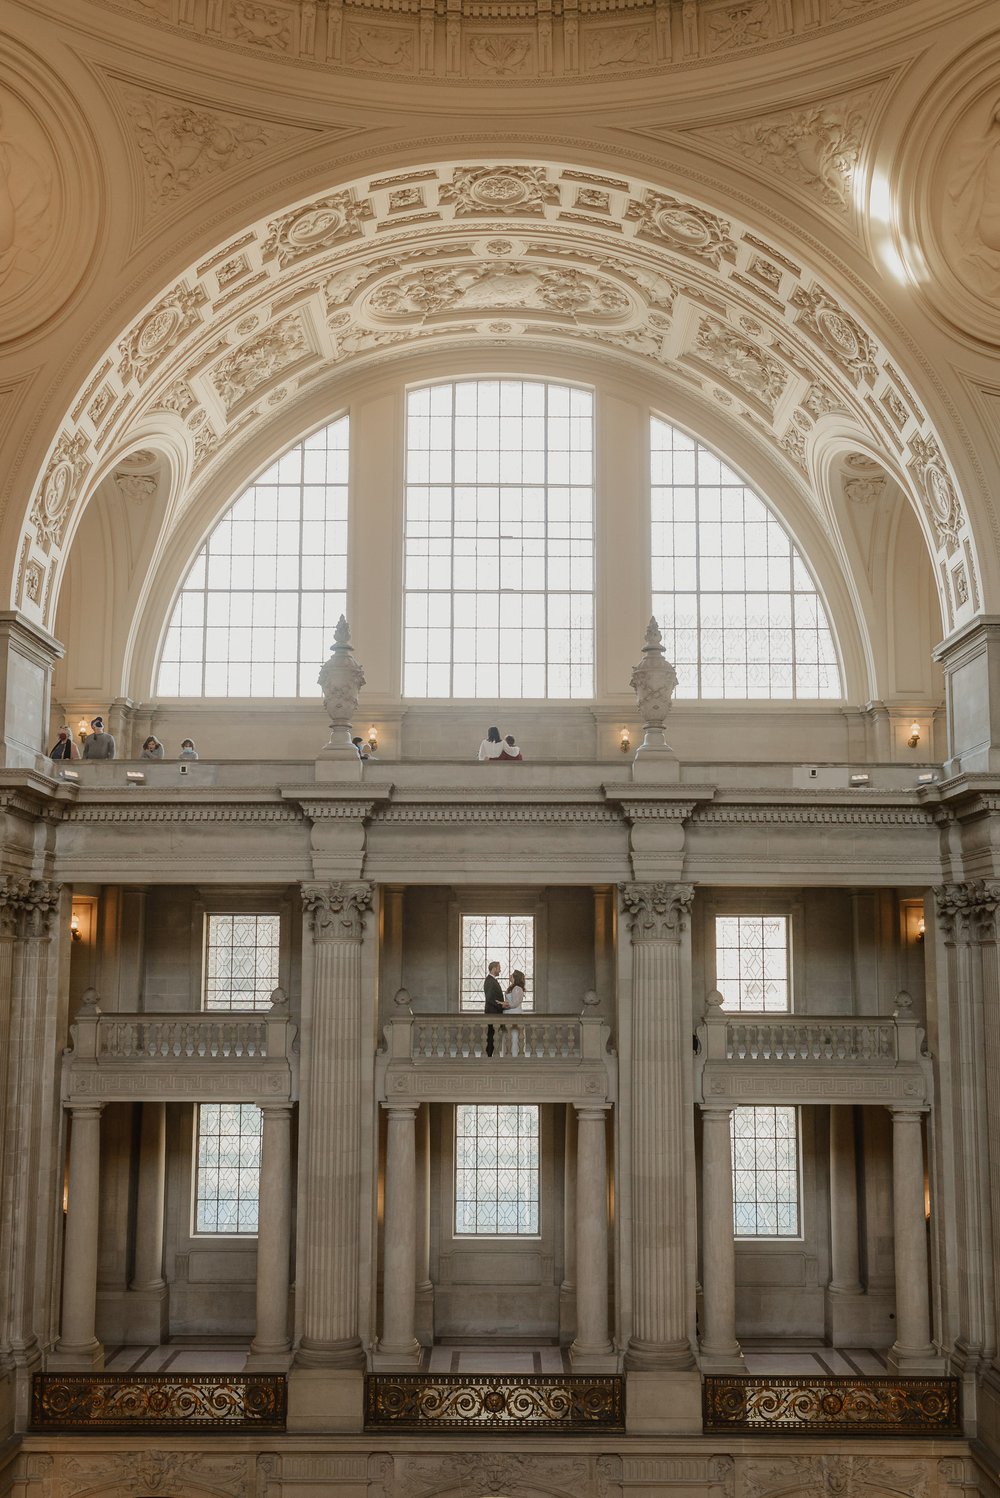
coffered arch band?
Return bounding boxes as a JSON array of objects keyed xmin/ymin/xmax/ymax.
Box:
[{"xmin": 23, "ymin": 155, "xmax": 974, "ymax": 696}]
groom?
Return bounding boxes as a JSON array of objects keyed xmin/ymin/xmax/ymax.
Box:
[{"xmin": 483, "ymin": 960, "xmax": 505, "ymax": 1056}]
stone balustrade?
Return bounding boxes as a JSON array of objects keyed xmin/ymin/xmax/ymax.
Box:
[
  {"xmin": 409, "ymin": 1014, "xmax": 582, "ymax": 1061},
  {"xmin": 723, "ymin": 1017, "xmax": 897, "ymax": 1064},
  {"xmin": 96, "ymin": 1015, "xmax": 271, "ymax": 1060}
]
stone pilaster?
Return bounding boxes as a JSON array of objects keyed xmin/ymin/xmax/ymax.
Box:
[
  {"xmin": 934, "ymin": 880, "xmax": 1000, "ymax": 1377},
  {"xmin": 0, "ymin": 878, "xmax": 64, "ymax": 1419},
  {"xmin": 569, "ymin": 1102, "xmax": 614, "ymax": 1369},
  {"xmin": 825, "ymin": 1104, "xmax": 865, "ymax": 1346},
  {"xmin": 51, "ymin": 1103, "xmax": 104, "ymax": 1367},
  {"xmin": 698, "ymin": 1104, "xmax": 743, "ymax": 1370},
  {"xmin": 620, "ymin": 881, "xmax": 696, "ymax": 1370},
  {"xmin": 127, "ymin": 1101, "xmax": 168, "ymax": 1343},
  {"xmin": 295, "ymin": 881, "xmax": 373, "ymax": 1369},
  {"xmin": 248, "ymin": 1102, "xmax": 294, "ymax": 1366},
  {"xmin": 559, "ymin": 1102, "xmax": 577, "ymax": 1346},
  {"xmin": 887, "ymin": 1106, "xmax": 939, "ymax": 1372},
  {"xmin": 374, "ymin": 1101, "xmax": 420, "ymax": 1366}
]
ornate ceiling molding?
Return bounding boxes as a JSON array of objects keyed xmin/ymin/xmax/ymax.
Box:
[{"xmin": 10, "ymin": 158, "xmax": 981, "ymax": 644}]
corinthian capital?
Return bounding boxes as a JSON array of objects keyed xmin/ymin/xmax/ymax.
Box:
[
  {"xmin": 0, "ymin": 876, "xmax": 61, "ymax": 939},
  {"xmin": 619, "ymin": 881, "xmax": 694, "ymax": 941},
  {"xmin": 301, "ymin": 881, "xmax": 373, "ymax": 941},
  {"xmin": 934, "ymin": 880, "xmax": 1000, "ymax": 945}
]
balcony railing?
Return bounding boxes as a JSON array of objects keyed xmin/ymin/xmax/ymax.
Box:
[
  {"xmin": 411, "ymin": 1015, "xmax": 582, "ymax": 1061},
  {"xmin": 97, "ymin": 1016, "xmax": 270, "ymax": 1059},
  {"xmin": 724, "ymin": 1018, "xmax": 896, "ymax": 1064}
]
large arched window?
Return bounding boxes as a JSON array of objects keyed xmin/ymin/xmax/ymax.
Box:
[
  {"xmin": 651, "ymin": 418, "xmax": 841, "ymax": 699},
  {"xmin": 156, "ymin": 417, "xmax": 348, "ymax": 697},
  {"xmin": 403, "ymin": 380, "xmax": 594, "ymax": 698}
]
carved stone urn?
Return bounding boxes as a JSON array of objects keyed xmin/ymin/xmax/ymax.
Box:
[
  {"xmin": 317, "ymin": 615, "xmax": 366, "ymax": 755},
  {"xmin": 629, "ymin": 616, "xmax": 679, "ymax": 763}
]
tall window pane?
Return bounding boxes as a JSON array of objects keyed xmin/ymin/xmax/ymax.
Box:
[
  {"xmin": 194, "ymin": 1103, "xmax": 261, "ymax": 1234},
  {"xmin": 651, "ymin": 418, "xmax": 841, "ymax": 699},
  {"xmin": 460, "ymin": 913, "xmax": 534, "ymax": 1013},
  {"xmin": 731, "ymin": 1105, "xmax": 800, "ymax": 1237},
  {"xmin": 404, "ymin": 381, "xmax": 594, "ymax": 698},
  {"xmin": 455, "ymin": 1103, "xmax": 539, "ymax": 1235},
  {"xmin": 157, "ymin": 416, "xmax": 348, "ymax": 696},
  {"xmin": 203, "ymin": 913, "xmax": 280, "ymax": 1011},
  {"xmin": 715, "ymin": 915, "xmax": 789, "ymax": 1012}
]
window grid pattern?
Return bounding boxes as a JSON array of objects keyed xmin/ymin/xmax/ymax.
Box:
[
  {"xmin": 455, "ymin": 1104, "xmax": 540, "ymax": 1235},
  {"xmin": 460, "ymin": 914, "xmax": 534, "ymax": 1013},
  {"xmin": 651, "ymin": 419, "xmax": 841, "ymax": 699},
  {"xmin": 203, "ymin": 914, "xmax": 280, "ymax": 1011},
  {"xmin": 404, "ymin": 381, "xmax": 594, "ymax": 698},
  {"xmin": 157, "ymin": 417, "xmax": 349, "ymax": 697},
  {"xmin": 194, "ymin": 1103, "xmax": 261, "ymax": 1234},
  {"xmin": 715, "ymin": 915, "xmax": 790, "ymax": 1012},
  {"xmin": 731, "ymin": 1105, "xmax": 800, "ymax": 1237}
]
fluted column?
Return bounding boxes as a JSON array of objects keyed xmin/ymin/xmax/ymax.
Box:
[
  {"xmin": 414, "ymin": 1103, "xmax": 434, "ymax": 1345},
  {"xmin": 621, "ymin": 882, "xmax": 696, "ymax": 1370},
  {"xmin": 559, "ymin": 1103, "xmax": 578, "ymax": 1345},
  {"xmin": 828, "ymin": 1105, "xmax": 862, "ymax": 1295},
  {"xmin": 935, "ymin": 881, "xmax": 1000, "ymax": 1376},
  {"xmin": 888, "ymin": 1106, "xmax": 937, "ymax": 1370},
  {"xmin": 699, "ymin": 1105, "xmax": 743, "ymax": 1367},
  {"xmin": 295, "ymin": 882, "xmax": 372, "ymax": 1368},
  {"xmin": 130, "ymin": 1103, "xmax": 166, "ymax": 1291},
  {"xmin": 248, "ymin": 1102, "xmax": 293, "ymax": 1365},
  {"xmin": 52, "ymin": 1103, "xmax": 104, "ymax": 1366},
  {"xmin": 376, "ymin": 1102, "xmax": 420, "ymax": 1365},
  {"xmin": 570, "ymin": 1103, "xmax": 613, "ymax": 1367}
]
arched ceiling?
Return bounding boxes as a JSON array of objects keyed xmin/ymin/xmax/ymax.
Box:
[{"xmin": 14, "ymin": 157, "xmax": 980, "ymax": 645}]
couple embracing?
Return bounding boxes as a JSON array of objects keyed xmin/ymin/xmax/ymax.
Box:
[{"xmin": 483, "ymin": 960, "xmax": 526, "ymax": 1056}]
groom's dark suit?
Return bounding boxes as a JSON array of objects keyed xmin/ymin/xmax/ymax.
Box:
[{"xmin": 484, "ymin": 971, "xmax": 504, "ymax": 1055}]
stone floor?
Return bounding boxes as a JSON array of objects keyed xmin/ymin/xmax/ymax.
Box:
[{"xmin": 101, "ymin": 1341, "xmax": 890, "ymax": 1376}]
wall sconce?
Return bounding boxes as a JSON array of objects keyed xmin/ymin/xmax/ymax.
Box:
[
  {"xmin": 70, "ymin": 912, "xmax": 82, "ymax": 943},
  {"xmin": 916, "ymin": 916, "xmax": 926, "ymax": 943},
  {"xmin": 366, "ymin": 726, "xmax": 379, "ymax": 754},
  {"xmin": 620, "ymin": 727, "xmax": 631, "ymax": 754},
  {"xmin": 907, "ymin": 722, "xmax": 921, "ymax": 749},
  {"xmin": 76, "ymin": 717, "xmax": 89, "ymax": 745}
]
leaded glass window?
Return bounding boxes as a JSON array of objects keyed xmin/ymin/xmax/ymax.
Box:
[
  {"xmin": 203, "ymin": 914, "xmax": 280, "ymax": 1011},
  {"xmin": 455, "ymin": 1104, "xmax": 540, "ymax": 1235},
  {"xmin": 194, "ymin": 1103, "xmax": 261, "ymax": 1234},
  {"xmin": 460, "ymin": 913, "xmax": 534, "ymax": 1013},
  {"xmin": 403, "ymin": 380, "xmax": 594, "ymax": 698},
  {"xmin": 651, "ymin": 418, "xmax": 841, "ymax": 698},
  {"xmin": 715, "ymin": 915, "xmax": 789, "ymax": 1011},
  {"xmin": 731, "ymin": 1105, "xmax": 800, "ymax": 1237},
  {"xmin": 157, "ymin": 416, "xmax": 348, "ymax": 697}
]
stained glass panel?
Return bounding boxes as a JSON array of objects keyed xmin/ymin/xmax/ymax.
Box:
[
  {"xmin": 731, "ymin": 1105, "xmax": 800, "ymax": 1237},
  {"xmin": 455, "ymin": 1104, "xmax": 539, "ymax": 1235},
  {"xmin": 460, "ymin": 913, "xmax": 534, "ymax": 1013},
  {"xmin": 194, "ymin": 1103, "xmax": 261, "ymax": 1234}
]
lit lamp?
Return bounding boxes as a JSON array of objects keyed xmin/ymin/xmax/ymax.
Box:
[
  {"xmin": 76, "ymin": 717, "xmax": 89, "ymax": 746},
  {"xmin": 366, "ymin": 726, "xmax": 379, "ymax": 754},
  {"xmin": 916, "ymin": 916, "xmax": 926, "ymax": 942},
  {"xmin": 907, "ymin": 722, "xmax": 921, "ymax": 749},
  {"xmin": 620, "ymin": 727, "xmax": 631, "ymax": 754},
  {"xmin": 70, "ymin": 912, "xmax": 82, "ymax": 943}
]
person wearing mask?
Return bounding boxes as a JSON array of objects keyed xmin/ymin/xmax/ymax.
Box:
[
  {"xmin": 82, "ymin": 717, "xmax": 115, "ymax": 759},
  {"xmin": 178, "ymin": 738, "xmax": 199, "ymax": 760},
  {"xmin": 48, "ymin": 727, "xmax": 79, "ymax": 761},
  {"xmin": 140, "ymin": 735, "xmax": 165, "ymax": 759},
  {"xmin": 351, "ymin": 736, "xmax": 369, "ymax": 760}
]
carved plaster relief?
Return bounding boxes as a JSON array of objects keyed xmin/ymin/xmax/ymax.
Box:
[
  {"xmin": 56, "ymin": 1449, "xmax": 254, "ymax": 1498},
  {"xmin": 119, "ymin": 282, "xmax": 208, "ymax": 384},
  {"xmin": 263, "ymin": 191, "xmax": 375, "ymax": 268},
  {"xmin": 0, "ymin": 91, "xmax": 55, "ymax": 303},
  {"xmin": 742, "ymin": 1453, "xmax": 928, "ymax": 1498},
  {"xmin": 688, "ymin": 315, "xmax": 789, "ymax": 411},
  {"xmin": 209, "ymin": 312, "xmax": 313, "ymax": 413},
  {"xmin": 440, "ymin": 165, "xmax": 560, "ymax": 217},
  {"xmin": 626, "ymin": 190, "xmax": 737, "ymax": 267},
  {"xmin": 942, "ymin": 96, "xmax": 1000, "ymax": 301},
  {"xmin": 226, "ymin": 0, "xmax": 294, "ymax": 50}
]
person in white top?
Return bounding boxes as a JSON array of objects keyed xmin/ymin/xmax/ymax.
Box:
[
  {"xmin": 501, "ymin": 969, "xmax": 526, "ymax": 1056},
  {"xmin": 478, "ymin": 726, "xmax": 504, "ymax": 760}
]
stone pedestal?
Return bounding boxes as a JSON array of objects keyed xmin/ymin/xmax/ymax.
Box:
[
  {"xmin": 934, "ymin": 616, "xmax": 1000, "ymax": 775},
  {"xmin": 51, "ymin": 1103, "xmax": 104, "ymax": 1368},
  {"xmin": 620, "ymin": 882, "xmax": 695, "ymax": 1371},
  {"xmin": 295, "ymin": 882, "xmax": 372, "ymax": 1370},
  {"xmin": 247, "ymin": 1102, "xmax": 293, "ymax": 1368},
  {"xmin": 0, "ymin": 612, "xmax": 63, "ymax": 770}
]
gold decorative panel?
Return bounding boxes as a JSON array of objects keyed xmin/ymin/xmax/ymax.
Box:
[
  {"xmin": 703, "ymin": 1375, "xmax": 960, "ymax": 1435},
  {"xmin": 365, "ymin": 1373, "xmax": 624, "ymax": 1431},
  {"xmin": 31, "ymin": 1373, "xmax": 286, "ymax": 1431}
]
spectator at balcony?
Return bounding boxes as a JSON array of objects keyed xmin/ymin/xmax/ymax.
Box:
[
  {"xmin": 352, "ymin": 736, "xmax": 369, "ymax": 760},
  {"xmin": 82, "ymin": 717, "xmax": 115, "ymax": 759},
  {"xmin": 48, "ymin": 726, "xmax": 79, "ymax": 761},
  {"xmin": 140, "ymin": 735, "xmax": 164, "ymax": 759},
  {"xmin": 478, "ymin": 726, "xmax": 503, "ymax": 761},
  {"xmin": 499, "ymin": 734, "xmax": 523, "ymax": 761},
  {"xmin": 178, "ymin": 738, "xmax": 199, "ymax": 760}
]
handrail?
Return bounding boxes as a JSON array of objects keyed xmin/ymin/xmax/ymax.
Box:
[{"xmin": 383, "ymin": 1013, "xmax": 611, "ymax": 1063}]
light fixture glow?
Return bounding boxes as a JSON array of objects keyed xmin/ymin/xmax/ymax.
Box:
[
  {"xmin": 908, "ymin": 722, "xmax": 921, "ymax": 749},
  {"xmin": 366, "ymin": 726, "xmax": 379, "ymax": 754},
  {"xmin": 70, "ymin": 912, "xmax": 82, "ymax": 943},
  {"xmin": 620, "ymin": 727, "xmax": 631, "ymax": 754}
]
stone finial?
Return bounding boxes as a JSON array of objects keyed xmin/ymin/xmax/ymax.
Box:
[
  {"xmin": 77, "ymin": 987, "xmax": 101, "ymax": 1016},
  {"xmin": 582, "ymin": 988, "xmax": 599, "ymax": 1008},
  {"xmin": 317, "ymin": 614, "xmax": 366, "ymax": 754},
  {"xmin": 705, "ymin": 988, "xmax": 726, "ymax": 1014},
  {"xmin": 392, "ymin": 987, "xmax": 412, "ymax": 1009},
  {"xmin": 629, "ymin": 616, "xmax": 678, "ymax": 759},
  {"xmin": 269, "ymin": 985, "xmax": 288, "ymax": 1009},
  {"xmin": 894, "ymin": 990, "xmax": 914, "ymax": 1018}
]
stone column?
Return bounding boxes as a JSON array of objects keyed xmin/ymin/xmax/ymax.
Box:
[
  {"xmin": 0, "ymin": 878, "xmax": 64, "ymax": 1411},
  {"xmin": 935, "ymin": 881, "xmax": 1000, "ymax": 1378},
  {"xmin": 828, "ymin": 1106, "xmax": 862, "ymax": 1295},
  {"xmin": 560, "ymin": 1103, "xmax": 578, "ymax": 1345},
  {"xmin": 375, "ymin": 1102, "xmax": 420, "ymax": 1366},
  {"xmin": 130, "ymin": 1103, "xmax": 166, "ymax": 1293},
  {"xmin": 699, "ymin": 1105, "xmax": 743, "ymax": 1369},
  {"xmin": 570, "ymin": 1103, "xmax": 614, "ymax": 1368},
  {"xmin": 52, "ymin": 1103, "xmax": 104, "ymax": 1366},
  {"xmin": 295, "ymin": 882, "xmax": 372, "ymax": 1368},
  {"xmin": 888, "ymin": 1106, "xmax": 937, "ymax": 1371},
  {"xmin": 620, "ymin": 882, "xmax": 696, "ymax": 1370},
  {"xmin": 248, "ymin": 1102, "xmax": 294, "ymax": 1365},
  {"xmin": 414, "ymin": 1103, "xmax": 434, "ymax": 1346}
]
